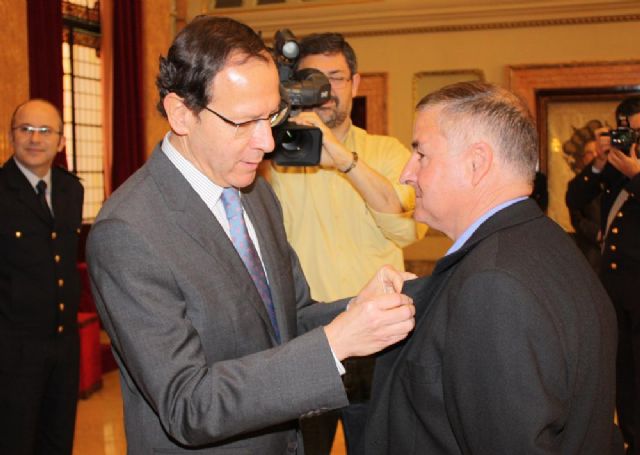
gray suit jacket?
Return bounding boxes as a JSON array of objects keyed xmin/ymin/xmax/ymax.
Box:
[
  {"xmin": 364, "ymin": 199, "xmax": 622, "ymax": 455},
  {"xmin": 87, "ymin": 146, "xmax": 349, "ymax": 454}
]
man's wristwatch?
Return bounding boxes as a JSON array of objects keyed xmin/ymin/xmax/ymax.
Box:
[{"xmin": 341, "ymin": 151, "xmax": 358, "ymax": 173}]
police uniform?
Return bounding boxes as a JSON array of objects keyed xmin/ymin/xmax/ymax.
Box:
[
  {"xmin": 567, "ymin": 162, "xmax": 640, "ymax": 453},
  {"xmin": 0, "ymin": 157, "xmax": 84, "ymax": 455}
]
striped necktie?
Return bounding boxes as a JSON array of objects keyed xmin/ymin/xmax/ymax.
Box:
[{"xmin": 220, "ymin": 187, "xmax": 280, "ymax": 343}]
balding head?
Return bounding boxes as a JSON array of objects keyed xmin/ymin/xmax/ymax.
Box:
[{"xmin": 10, "ymin": 99, "xmax": 65, "ymax": 177}]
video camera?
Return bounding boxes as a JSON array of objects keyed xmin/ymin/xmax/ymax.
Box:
[
  {"xmin": 601, "ymin": 115, "xmax": 640, "ymax": 156},
  {"xmin": 270, "ymin": 29, "xmax": 331, "ymax": 166}
]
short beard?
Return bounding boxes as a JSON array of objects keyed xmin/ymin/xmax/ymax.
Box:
[{"xmin": 314, "ymin": 96, "xmax": 349, "ymax": 129}]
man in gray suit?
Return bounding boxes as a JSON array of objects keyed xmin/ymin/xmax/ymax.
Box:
[
  {"xmin": 363, "ymin": 82, "xmax": 622, "ymax": 454},
  {"xmin": 86, "ymin": 16, "xmax": 415, "ymax": 454}
]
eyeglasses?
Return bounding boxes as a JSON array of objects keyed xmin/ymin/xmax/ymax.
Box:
[
  {"xmin": 327, "ymin": 76, "xmax": 352, "ymax": 89},
  {"xmin": 12, "ymin": 124, "xmax": 62, "ymax": 138},
  {"xmin": 203, "ymin": 99, "xmax": 290, "ymax": 138}
]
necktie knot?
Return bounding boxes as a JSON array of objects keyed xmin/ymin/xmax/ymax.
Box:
[
  {"xmin": 36, "ymin": 180, "xmax": 47, "ymax": 195},
  {"xmin": 220, "ymin": 187, "xmax": 243, "ymax": 220}
]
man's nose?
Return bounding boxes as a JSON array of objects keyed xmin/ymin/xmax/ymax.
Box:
[
  {"xmin": 29, "ymin": 130, "xmax": 44, "ymax": 141},
  {"xmin": 400, "ymin": 157, "xmax": 417, "ymax": 185},
  {"xmin": 253, "ymin": 120, "xmax": 275, "ymax": 153}
]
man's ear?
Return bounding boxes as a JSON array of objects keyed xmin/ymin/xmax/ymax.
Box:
[
  {"xmin": 164, "ymin": 93, "xmax": 194, "ymax": 136},
  {"xmin": 56, "ymin": 135, "xmax": 66, "ymax": 153},
  {"xmin": 469, "ymin": 142, "xmax": 493, "ymax": 186},
  {"xmin": 351, "ymin": 73, "xmax": 361, "ymax": 98}
]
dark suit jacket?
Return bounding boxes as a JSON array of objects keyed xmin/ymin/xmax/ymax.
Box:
[
  {"xmin": 566, "ymin": 163, "xmax": 640, "ymax": 310},
  {"xmin": 0, "ymin": 157, "xmax": 83, "ymax": 336},
  {"xmin": 87, "ymin": 146, "xmax": 349, "ymax": 454},
  {"xmin": 364, "ymin": 199, "xmax": 621, "ymax": 455}
]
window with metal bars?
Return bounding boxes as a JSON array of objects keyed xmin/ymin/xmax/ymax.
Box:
[{"xmin": 62, "ymin": 0, "xmax": 103, "ymax": 222}]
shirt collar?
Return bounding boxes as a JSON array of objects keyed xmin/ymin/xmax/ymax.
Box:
[
  {"xmin": 13, "ymin": 157, "xmax": 52, "ymax": 192},
  {"xmin": 161, "ymin": 132, "xmax": 225, "ymax": 209},
  {"xmin": 446, "ymin": 196, "xmax": 528, "ymax": 256}
]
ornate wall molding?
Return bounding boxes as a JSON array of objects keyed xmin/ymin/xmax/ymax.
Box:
[
  {"xmin": 191, "ymin": 0, "xmax": 640, "ymax": 38},
  {"xmin": 508, "ymin": 59, "xmax": 640, "ymax": 121},
  {"xmin": 342, "ymin": 14, "xmax": 640, "ymax": 39}
]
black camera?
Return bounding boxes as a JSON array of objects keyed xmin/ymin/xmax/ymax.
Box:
[
  {"xmin": 602, "ymin": 127, "xmax": 640, "ymax": 156},
  {"xmin": 270, "ymin": 29, "xmax": 331, "ymax": 166},
  {"xmin": 601, "ymin": 114, "xmax": 640, "ymax": 156}
]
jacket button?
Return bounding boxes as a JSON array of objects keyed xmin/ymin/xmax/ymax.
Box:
[
  {"xmin": 51, "ymin": 231, "xmax": 57, "ymax": 240},
  {"xmin": 617, "ymin": 211, "xmax": 623, "ymax": 218},
  {"xmin": 54, "ymin": 254, "xmax": 61, "ymax": 263},
  {"xmin": 76, "ymin": 228, "xmax": 81, "ymax": 234},
  {"xmin": 59, "ymin": 303, "xmax": 65, "ymax": 311},
  {"xmin": 610, "ymin": 262, "xmax": 618, "ymax": 270},
  {"xmin": 15, "ymin": 231, "xmax": 22, "ymax": 238},
  {"xmin": 583, "ymin": 175, "xmax": 589, "ymax": 182},
  {"xmin": 611, "ymin": 227, "xmax": 619, "ymax": 234},
  {"xmin": 610, "ymin": 245, "xmax": 617, "ymax": 252},
  {"xmin": 58, "ymin": 279, "xmax": 64, "ymax": 287},
  {"xmin": 57, "ymin": 325, "xmax": 64, "ymax": 333}
]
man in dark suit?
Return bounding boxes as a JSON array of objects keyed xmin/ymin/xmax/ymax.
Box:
[
  {"xmin": 566, "ymin": 95, "xmax": 640, "ymax": 454},
  {"xmin": 0, "ymin": 99, "xmax": 84, "ymax": 454},
  {"xmin": 363, "ymin": 81, "xmax": 622, "ymax": 454},
  {"xmin": 86, "ymin": 16, "xmax": 415, "ymax": 454}
]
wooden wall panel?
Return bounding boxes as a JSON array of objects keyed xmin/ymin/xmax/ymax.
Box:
[{"xmin": 0, "ymin": 0, "xmax": 29, "ymax": 163}]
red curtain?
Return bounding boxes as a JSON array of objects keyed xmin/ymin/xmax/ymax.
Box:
[
  {"xmin": 111, "ymin": 0, "xmax": 145, "ymax": 191},
  {"xmin": 27, "ymin": 0, "xmax": 67, "ymax": 168}
]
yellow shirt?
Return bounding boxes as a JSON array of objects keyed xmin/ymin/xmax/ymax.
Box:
[{"xmin": 270, "ymin": 125, "xmax": 426, "ymax": 302}]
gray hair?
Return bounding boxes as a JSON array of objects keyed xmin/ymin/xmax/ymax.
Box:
[{"xmin": 416, "ymin": 81, "xmax": 538, "ymax": 181}]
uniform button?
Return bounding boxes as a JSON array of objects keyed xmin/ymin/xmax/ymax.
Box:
[
  {"xmin": 58, "ymin": 279, "xmax": 64, "ymax": 287},
  {"xmin": 15, "ymin": 231, "xmax": 22, "ymax": 238},
  {"xmin": 76, "ymin": 228, "xmax": 81, "ymax": 234},
  {"xmin": 610, "ymin": 262, "xmax": 618, "ymax": 270},
  {"xmin": 612, "ymin": 227, "xmax": 619, "ymax": 234},
  {"xmin": 54, "ymin": 254, "xmax": 61, "ymax": 263},
  {"xmin": 59, "ymin": 303, "xmax": 65, "ymax": 311},
  {"xmin": 617, "ymin": 211, "xmax": 623, "ymax": 218},
  {"xmin": 57, "ymin": 325, "xmax": 64, "ymax": 333},
  {"xmin": 583, "ymin": 175, "xmax": 589, "ymax": 182},
  {"xmin": 610, "ymin": 245, "xmax": 617, "ymax": 252},
  {"xmin": 51, "ymin": 231, "xmax": 57, "ymax": 240}
]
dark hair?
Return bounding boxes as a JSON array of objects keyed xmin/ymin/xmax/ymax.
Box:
[
  {"xmin": 416, "ymin": 81, "xmax": 538, "ymax": 181},
  {"xmin": 615, "ymin": 95, "xmax": 640, "ymax": 127},
  {"xmin": 297, "ymin": 33, "xmax": 357, "ymax": 76},
  {"xmin": 156, "ymin": 16, "xmax": 269, "ymax": 118}
]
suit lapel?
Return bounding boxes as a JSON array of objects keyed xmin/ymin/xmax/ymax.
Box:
[
  {"xmin": 51, "ymin": 167, "xmax": 73, "ymax": 228},
  {"xmin": 146, "ymin": 148, "xmax": 279, "ymax": 344},
  {"xmin": 3, "ymin": 158, "xmax": 53, "ymax": 226}
]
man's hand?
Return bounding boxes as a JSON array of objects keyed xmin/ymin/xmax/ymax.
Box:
[
  {"xmin": 608, "ymin": 143, "xmax": 640, "ymax": 179},
  {"xmin": 288, "ymin": 111, "xmax": 354, "ymax": 171},
  {"xmin": 593, "ymin": 127, "xmax": 611, "ymax": 171},
  {"xmin": 353, "ymin": 264, "xmax": 417, "ymax": 305},
  {"xmin": 324, "ymin": 265, "xmax": 416, "ymax": 360}
]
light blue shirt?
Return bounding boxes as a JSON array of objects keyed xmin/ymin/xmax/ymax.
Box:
[{"xmin": 446, "ymin": 197, "xmax": 528, "ymax": 256}]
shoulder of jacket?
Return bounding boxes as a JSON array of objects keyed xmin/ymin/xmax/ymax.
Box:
[{"xmin": 54, "ymin": 165, "xmax": 81, "ymax": 181}]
